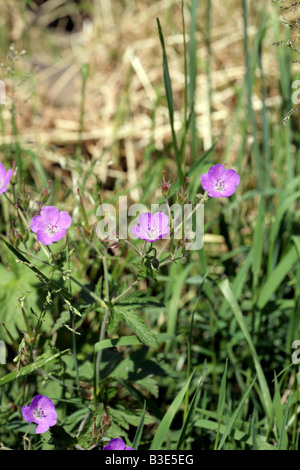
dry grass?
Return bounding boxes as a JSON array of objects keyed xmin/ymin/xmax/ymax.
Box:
[{"xmin": 0, "ymin": 0, "xmax": 297, "ymax": 204}]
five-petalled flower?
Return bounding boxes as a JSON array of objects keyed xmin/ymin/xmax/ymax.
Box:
[
  {"xmin": 0, "ymin": 162, "xmax": 12, "ymax": 195},
  {"xmin": 30, "ymin": 206, "xmax": 72, "ymax": 246},
  {"xmin": 131, "ymin": 212, "xmax": 170, "ymax": 242},
  {"xmin": 200, "ymin": 163, "xmax": 240, "ymax": 198},
  {"xmin": 21, "ymin": 394, "xmax": 57, "ymax": 434},
  {"xmin": 103, "ymin": 438, "xmax": 134, "ymax": 450}
]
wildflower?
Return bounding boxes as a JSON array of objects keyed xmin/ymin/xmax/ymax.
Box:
[
  {"xmin": 30, "ymin": 206, "xmax": 72, "ymax": 246},
  {"xmin": 103, "ymin": 438, "xmax": 134, "ymax": 450},
  {"xmin": 0, "ymin": 162, "xmax": 12, "ymax": 195},
  {"xmin": 21, "ymin": 394, "xmax": 57, "ymax": 434},
  {"xmin": 132, "ymin": 212, "xmax": 170, "ymax": 242},
  {"xmin": 200, "ymin": 163, "xmax": 240, "ymax": 198}
]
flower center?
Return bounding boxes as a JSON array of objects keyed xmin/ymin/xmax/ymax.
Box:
[
  {"xmin": 33, "ymin": 407, "xmax": 46, "ymax": 419},
  {"xmin": 146, "ymin": 226, "xmax": 160, "ymax": 240},
  {"xmin": 214, "ymin": 178, "xmax": 225, "ymax": 192},
  {"xmin": 46, "ymin": 224, "xmax": 58, "ymax": 235}
]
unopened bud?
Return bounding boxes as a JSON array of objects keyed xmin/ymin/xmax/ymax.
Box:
[
  {"xmin": 10, "ymin": 161, "xmax": 17, "ymax": 185},
  {"xmin": 40, "ymin": 180, "xmax": 52, "ymax": 204},
  {"xmin": 160, "ymin": 171, "xmax": 171, "ymax": 197},
  {"xmin": 177, "ymin": 177, "xmax": 189, "ymax": 204}
]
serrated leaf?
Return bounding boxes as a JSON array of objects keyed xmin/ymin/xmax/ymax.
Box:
[
  {"xmin": 94, "ymin": 333, "xmax": 174, "ymax": 353},
  {"xmin": 107, "ymin": 306, "xmax": 123, "ymax": 336},
  {"xmin": 114, "ymin": 290, "xmax": 164, "ymax": 309},
  {"xmin": 114, "ymin": 306, "xmax": 158, "ymax": 348}
]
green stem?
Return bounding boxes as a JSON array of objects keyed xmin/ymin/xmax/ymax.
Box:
[
  {"xmin": 94, "ymin": 247, "xmax": 110, "ymax": 409},
  {"xmin": 66, "ymin": 236, "xmax": 81, "ymax": 397}
]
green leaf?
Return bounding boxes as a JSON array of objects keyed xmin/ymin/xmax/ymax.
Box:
[
  {"xmin": 156, "ymin": 17, "xmax": 184, "ymax": 186},
  {"xmin": 217, "ymin": 359, "xmax": 228, "ymax": 420},
  {"xmin": 252, "ymin": 197, "xmax": 264, "ymax": 276},
  {"xmin": 114, "ymin": 291, "xmax": 164, "ymax": 309},
  {"xmin": 94, "ymin": 333, "xmax": 174, "ymax": 353},
  {"xmin": 0, "ymin": 349, "xmax": 70, "ymax": 386},
  {"xmin": 176, "ymin": 376, "xmax": 202, "ymax": 450},
  {"xmin": 132, "ymin": 402, "xmax": 146, "ymax": 450},
  {"xmin": 219, "ymin": 279, "xmax": 273, "ymax": 425},
  {"xmin": 218, "ymin": 376, "xmax": 256, "ymax": 449},
  {"xmin": 1, "ymin": 239, "xmax": 72, "ymax": 300},
  {"xmin": 114, "ymin": 305, "xmax": 158, "ymax": 348},
  {"xmin": 150, "ymin": 370, "xmax": 195, "ymax": 450},
  {"xmin": 49, "ymin": 425, "xmax": 77, "ymax": 447},
  {"xmin": 258, "ymin": 244, "xmax": 299, "ymax": 309},
  {"xmin": 194, "ymin": 417, "xmax": 277, "ymax": 450}
]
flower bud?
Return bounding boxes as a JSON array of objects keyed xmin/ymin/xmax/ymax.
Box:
[
  {"xmin": 160, "ymin": 171, "xmax": 171, "ymax": 197},
  {"xmin": 40, "ymin": 180, "xmax": 52, "ymax": 204},
  {"xmin": 10, "ymin": 161, "xmax": 17, "ymax": 185},
  {"xmin": 177, "ymin": 177, "xmax": 189, "ymax": 205}
]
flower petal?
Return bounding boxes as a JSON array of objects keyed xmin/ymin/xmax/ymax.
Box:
[
  {"xmin": 152, "ymin": 211, "xmax": 169, "ymax": 230},
  {"xmin": 207, "ymin": 163, "xmax": 226, "ymax": 180},
  {"xmin": 131, "ymin": 224, "xmax": 151, "ymax": 241},
  {"xmin": 0, "ymin": 163, "xmax": 6, "ymax": 180},
  {"xmin": 0, "ymin": 186, "xmax": 8, "ymax": 195},
  {"xmin": 200, "ymin": 173, "xmax": 216, "ymax": 193},
  {"xmin": 29, "ymin": 395, "xmax": 44, "ymax": 411},
  {"xmin": 40, "ymin": 206, "xmax": 60, "ymax": 225},
  {"xmin": 21, "ymin": 406, "xmax": 34, "ymax": 423},
  {"xmin": 57, "ymin": 211, "xmax": 72, "ymax": 230},
  {"xmin": 223, "ymin": 169, "xmax": 240, "ymax": 186},
  {"xmin": 30, "ymin": 215, "xmax": 46, "ymax": 233},
  {"xmin": 103, "ymin": 438, "xmax": 126, "ymax": 450},
  {"xmin": 36, "ymin": 230, "xmax": 54, "ymax": 246},
  {"xmin": 3, "ymin": 169, "xmax": 12, "ymax": 186},
  {"xmin": 138, "ymin": 212, "xmax": 152, "ymax": 231},
  {"xmin": 49, "ymin": 228, "xmax": 67, "ymax": 243},
  {"xmin": 35, "ymin": 420, "xmax": 50, "ymax": 434}
]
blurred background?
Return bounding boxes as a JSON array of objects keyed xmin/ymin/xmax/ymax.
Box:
[
  {"xmin": 0, "ymin": 0, "xmax": 300, "ymax": 450},
  {"xmin": 0, "ymin": 0, "xmax": 298, "ymax": 202}
]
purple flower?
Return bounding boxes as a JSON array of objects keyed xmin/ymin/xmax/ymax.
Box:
[
  {"xmin": 200, "ymin": 164, "xmax": 240, "ymax": 198},
  {"xmin": 103, "ymin": 438, "xmax": 134, "ymax": 450},
  {"xmin": 132, "ymin": 212, "xmax": 170, "ymax": 242},
  {"xmin": 30, "ymin": 206, "xmax": 72, "ymax": 245},
  {"xmin": 21, "ymin": 394, "xmax": 57, "ymax": 434},
  {"xmin": 0, "ymin": 162, "xmax": 12, "ymax": 195}
]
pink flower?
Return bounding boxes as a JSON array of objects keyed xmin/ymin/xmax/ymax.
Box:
[
  {"xmin": 0, "ymin": 162, "xmax": 12, "ymax": 195},
  {"xmin": 200, "ymin": 164, "xmax": 240, "ymax": 198},
  {"xmin": 21, "ymin": 395, "xmax": 57, "ymax": 434},
  {"xmin": 103, "ymin": 438, "xmax": 134, "ymax": 450},
  {"xmin": 30, "ymin": 206, "xmax": 72, "ymax": 245},
  {"xmin": 132, "ymin": 212, "xmax": 170, "ymax": 242}
]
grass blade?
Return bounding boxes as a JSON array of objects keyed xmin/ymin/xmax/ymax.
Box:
[
  {"xmin": 156, "ymin": 17, "xmax": 184, "ymax": 185},
  {"xmin": 150, "ymin": 370, "xmax": 195, "ymax": 450},
  {"xmin": 219, "ymin": 278, "xmax": 273, "ymax": 424}
]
